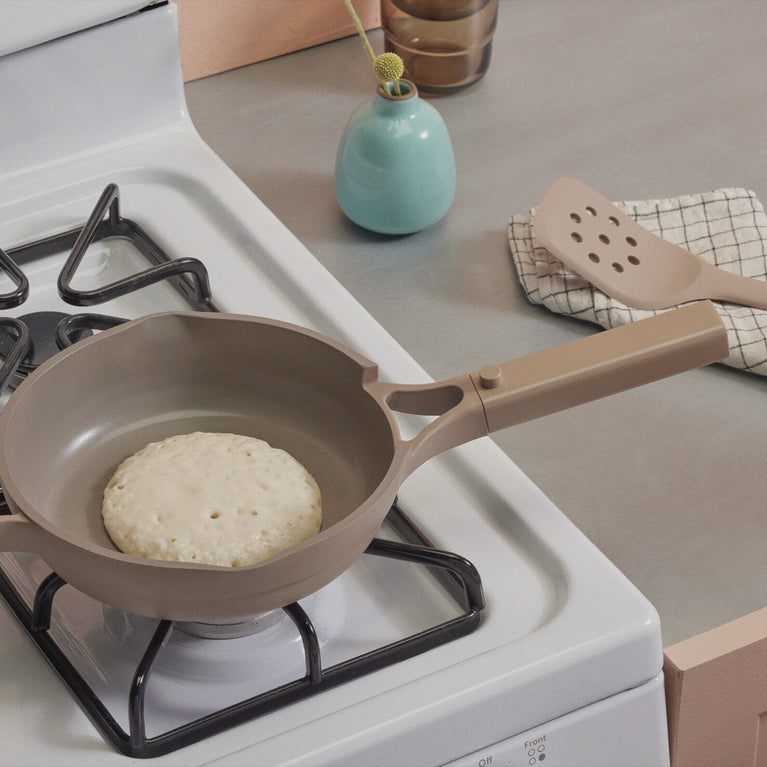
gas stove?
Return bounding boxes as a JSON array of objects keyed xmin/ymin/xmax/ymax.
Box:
[{"xmin": 0, "ymin": 3, "xmax": 669, "ymax": 765}]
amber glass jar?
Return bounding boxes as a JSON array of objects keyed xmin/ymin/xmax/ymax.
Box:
[{"xmin": 381, "ymin": 0, "xmax": 498, "ymax": 94}]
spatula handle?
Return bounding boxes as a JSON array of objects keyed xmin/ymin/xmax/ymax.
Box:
[
  {"xmin": 699, "ymin": 264, "xmax": 767, "ymax": 311},
  {"xmin": 473, "ymin": 301, "xmax": 728, "ymax": 432}
]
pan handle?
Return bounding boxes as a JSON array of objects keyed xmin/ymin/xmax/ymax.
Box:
[
  {"xmin": 378, "ymin": 301, "xmax": 728, "ymax": 472},
  {"xmin": 471, "ymin": 301, "xmax": 728, "ymax": 433}
]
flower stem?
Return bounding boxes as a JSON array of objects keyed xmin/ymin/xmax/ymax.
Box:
[
  {"xmin": 343, "ymin": 0, "xmax": 376, "ymax": 64},
  {"xmin": 343, "ymin": 0, "xmax": 403, "ymax": 96}
]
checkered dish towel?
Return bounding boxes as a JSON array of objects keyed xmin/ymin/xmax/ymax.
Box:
[{"xmin": 508, "ymin": 187, "xmax": 767, "ymax": 375}]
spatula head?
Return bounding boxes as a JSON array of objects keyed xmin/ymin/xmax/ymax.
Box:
[{"xmin": 534, "ymin": 177, "xmax": 705, "ymax": 309}]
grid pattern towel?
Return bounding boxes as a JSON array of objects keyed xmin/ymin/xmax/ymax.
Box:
[{"xmin": 508, "ymin": 187, "xmax": 767, "ymax": 375}]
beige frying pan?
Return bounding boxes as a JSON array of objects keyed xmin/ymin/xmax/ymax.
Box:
[{"xmin": 0, "ymin": 305, "xmax": 727, "ymax": 621}]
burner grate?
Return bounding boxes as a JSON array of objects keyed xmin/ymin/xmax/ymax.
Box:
[
  {"xmin": 56, "ymin": 183, "xmax": 216, "ymax": 311},
  {"xmin": 0, "ymin": 503, "xmax": 484, "ymax": 759},
  {"xmin": 0, "ymin": 246, "xmax": 29, "ymax": 307},
  {"xmin": 0, "ymin": 182, "xmax": 218, "ymax": 390}
]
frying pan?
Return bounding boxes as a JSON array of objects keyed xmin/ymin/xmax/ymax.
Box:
[{"xmin": 0, "ymin": 304, "xmax": 727, "ymax": 621}]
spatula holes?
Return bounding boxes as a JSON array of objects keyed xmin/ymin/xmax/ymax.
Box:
[
  {"xmin": 585, "ymin": 206, "xmax": 597, "ymax": 217},
  {"xmin": 626, "ymin": 236, "xmax": 637, "ymax": 247},
  {"xmin": 209, "ymin": 511, "xmax": 221, "ymax": 520},
  {"xmin": 598, "ymin": 234, "xmax": 610, "ymax": 245},
  {"xmin": 588, "ymin": 252, "xmax": 600, "ymax": 263},
  {"xmin": 570, "ymin": 212, "xmax": 581, "ymax": 223},
  {"xmin": 570, "ymin": 232, "xmax": 582, "ymax": 243},
  {"xmin": 611, "ymin": 262, "xmax": 624, "ymax": 273},
  {"xmin": 627, "ymin": 255, "xmax": 640, "ymax": 266},
  {"xmin": 608, "ymin": 216, "xmax": 620, "ymax": 226}
]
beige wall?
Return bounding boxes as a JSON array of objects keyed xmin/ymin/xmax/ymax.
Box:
[{"xmin": 176, "ymin": 0, "xmax": 380, "ymax": 82}]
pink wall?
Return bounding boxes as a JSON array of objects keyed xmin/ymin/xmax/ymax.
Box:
[{"xmin": 176, "ymin": 0, "xmax": 381, "ymax": 82}]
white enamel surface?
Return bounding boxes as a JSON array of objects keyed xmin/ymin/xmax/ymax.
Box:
[{"xmin": 0, "ymin": 0, "xmax": 150, "ymax": 56}]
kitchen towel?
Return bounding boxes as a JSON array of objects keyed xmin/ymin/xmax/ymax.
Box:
[{"xmin": 508, "ymin": 186, "xmax": 767, "ymax": 375}]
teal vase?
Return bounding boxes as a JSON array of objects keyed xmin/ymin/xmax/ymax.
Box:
[{"xmin": 334, "ymin": 79, "xmax": 456, "ymax": 235}]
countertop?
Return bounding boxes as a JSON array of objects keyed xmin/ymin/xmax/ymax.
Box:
[{"xmin": 185, "ymin": 0, "xmax": 767, "ymax": 647}]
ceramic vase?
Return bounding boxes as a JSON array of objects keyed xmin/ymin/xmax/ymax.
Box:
[{"xmin": 334, "ymin": 78, "xmax": 456, "ymax": 235}]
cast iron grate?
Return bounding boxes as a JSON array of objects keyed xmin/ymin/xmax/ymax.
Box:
[
  {"xmin": 0, "ymin": 182, "xmax": 217, "ymax": 390},
  {"xmin": 0, "ymin": 501, "xmax": 484, "ymax": 758}
]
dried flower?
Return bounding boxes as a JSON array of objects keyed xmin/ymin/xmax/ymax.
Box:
[
  {"xmin": 373, "ymin": 52, "xmax": 404, "ymax": 85},
  {"xmin": 343, "ymin": 0, "xmax": 404, "ymax": 96}
]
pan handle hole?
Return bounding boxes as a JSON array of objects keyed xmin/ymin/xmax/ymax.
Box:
[
  {"xmin": 570, "ymin": 212, "xmax": 581, "ymax": 223},
  {"xmin": 585, "ymin": 206, "xmax": 597, "ymax": 217},
  {"xmin": 626, "ymin": 236, "xmax": 637, "ymax": 247},
  {"xmin": 570, "ymin": 232, "xmax": 583, "ymax": 243},
  {"xmin": 209, "ymin": 511, "xmax": 221, "ymax": 519},
  {"xmin": 386, "ymin": 383, "xmax": 464, "ymax": 416},
  {"xmin": 598, "ymin": 234, "xmax": 610, "ymax": 244},
  {"xmin": 611, "ymin": 262, "xmax": 624, "ymax": 273},
  {"xmin": 627, "ymin": 255, "xmax": 640, "ymax": 266},
  {"xmin": 588, "ymin": 252, "xmax": 600, "ymax": 263}
]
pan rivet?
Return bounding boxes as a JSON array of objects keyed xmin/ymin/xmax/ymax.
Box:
[{"xmin": 479, "ymin": 365, "xmax": 503, "ymax": 389}]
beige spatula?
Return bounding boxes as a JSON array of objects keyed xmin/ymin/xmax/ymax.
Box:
[{"xmin": 534, "ymin": 177, "xmax": 767, "ymax": 311}]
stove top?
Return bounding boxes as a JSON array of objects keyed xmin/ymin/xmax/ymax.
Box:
[
  {"xmin": 0, "ymin": 181, "xmax": 488, "ymax": 755},
  {"xmin": 0, "ymin": 4, "xmax": 668, "ymax": 765}
]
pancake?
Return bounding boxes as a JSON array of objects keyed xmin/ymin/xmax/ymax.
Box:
[{"xmin": 101, "ymin": 432, "xmax": 322, "ymax": 567}]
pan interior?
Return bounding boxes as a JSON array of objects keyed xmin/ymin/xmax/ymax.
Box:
[{"xmin": 1, "ymin": 314, "xmax": 397, "ymax": 554}]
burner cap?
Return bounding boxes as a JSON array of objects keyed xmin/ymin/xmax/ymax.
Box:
[
  {"xmin": 176, "ymin": 610, "xmax": 285, "ymax": 639},
  {"xmin": 0, "ymin": 311, "xmax": 93, "ymax": 379}
]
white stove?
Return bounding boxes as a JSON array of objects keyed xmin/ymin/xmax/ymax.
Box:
[{"xmin": 0, "ymin": 3, "xmax": 669, "ymax": 765}]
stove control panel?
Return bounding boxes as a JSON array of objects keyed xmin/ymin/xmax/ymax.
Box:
[{"xmin": 443, "ymin": 673, "xmax": 669, "ymax": 767}]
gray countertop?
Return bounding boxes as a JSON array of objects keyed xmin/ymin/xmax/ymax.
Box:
[{"xmin": 185, "ymin": 0, "xmax": 767, "ymax": 647}]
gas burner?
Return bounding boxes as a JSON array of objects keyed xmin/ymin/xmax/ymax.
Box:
[
  {"xmin": 100, "ymin": 601, "xmax": 290, "ymax": 644},
  {"xmin": 176, "ymin": 611, "xmax": 285, "ymax": 640}
]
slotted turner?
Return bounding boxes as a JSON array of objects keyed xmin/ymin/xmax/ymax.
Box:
[{"xmin": 534, "ymin": 177, "xmax": 767, "ymax": 311}]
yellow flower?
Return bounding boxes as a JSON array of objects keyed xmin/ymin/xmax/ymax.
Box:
[{"xmin": 373, "ymin": 53, "xmax": 404, "ymax": 84}]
